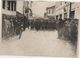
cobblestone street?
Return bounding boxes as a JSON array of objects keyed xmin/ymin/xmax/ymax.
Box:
[{"xmin": 0, "ymin": 29, "xmax": 76, "ymax": 57}]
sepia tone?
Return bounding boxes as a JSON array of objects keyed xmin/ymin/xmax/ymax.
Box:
[{"xmin": 1, "ymin": 0, "xmax": 80, "ymax": 57}]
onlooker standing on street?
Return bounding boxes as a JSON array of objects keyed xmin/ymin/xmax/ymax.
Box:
[
  {"xmin": 4, "ymin": 16, "xmax": 11, "ymax": 37},
  {"xmin": 57, "ymin": 18, "xmax": 64, "ymax": 39}
]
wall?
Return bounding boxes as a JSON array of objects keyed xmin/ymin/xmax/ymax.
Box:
[
  {"xmin": 2, "ymin": 9, "xmax": 16, "ymax": 15},
  {"xmin": 16, "ymin": 0, "xmax": 24, "ymax": 14},
  {"xmin": 55, "ymin": 2, "xmax": 71, "ymax": 19},
  {"xmin": 54, "ymin": 2, "xmax": 80, "ymax": 20},
  {"xmin": 73, "ymin": 3, "xmax": 80, "ymax": 19},
  {"xmin": 2, "ymin": 0, "xmax": 16, "ymax": 15}
]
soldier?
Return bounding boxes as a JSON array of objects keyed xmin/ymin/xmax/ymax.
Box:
[
  {"xmin": 18, "ymin": 17, "xmax": 24, "ymax": 39},
  {"xmin": 58, "ymin": 18, "xmax": 64, "ymax": 39},
  {"xmin": 10, "ymin": 17, "xmax": 14, "ymax": 36},
  {"xmin": 70, "ymin": 19, "xmax": 78, "ymax": 42},
  {"xmin": 63, "ymin": 18, "xmax": 69, "ymax": 40},
  {"xmin": 4, "ymin": 16, "xmax": 11, "ymax": 38}
]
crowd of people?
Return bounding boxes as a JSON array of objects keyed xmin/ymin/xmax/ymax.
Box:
[
  {"xmin": 29, "ymin": 19, "xmax": 56, "ymax": 30},
  {"xmin": 2, "ymin": 15, "xmax": 15, "ymax": 39},
  {"xmin": 2, "ymin": 15, "xmax": 27, "ymax": 39},
  {"xmin": 57, "ymin": 18, "xmax": 78, "ymax": 45},
  {"xmin": 2, "ymin": 15, "xmax": 78, "ymax": 44}
]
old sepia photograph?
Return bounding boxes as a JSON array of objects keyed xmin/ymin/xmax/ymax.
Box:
[{"xmin": 1, "ymin": 0, "xmax": 80, "ymax": 57}]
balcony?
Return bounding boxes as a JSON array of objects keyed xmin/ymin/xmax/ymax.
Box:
[{"xmin": 2, "ymin": 9, "xmax": 16, "ymax": 15}]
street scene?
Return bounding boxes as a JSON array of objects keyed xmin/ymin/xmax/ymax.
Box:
[{"xmin": 1, "ymin": 0, "xmax": 80, "ymax": 57}]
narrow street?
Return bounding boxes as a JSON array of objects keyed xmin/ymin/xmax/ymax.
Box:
[{"xmin": 0, "ymin": 28, "xmax": 76, "ymax": 57}]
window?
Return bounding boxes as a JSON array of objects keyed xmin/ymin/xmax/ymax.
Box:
[
  {"xmin": 64, "ymin": 13, "xmax": 67, "ymax": 19},
  {"xmin": 60, "ymin": 14, "xmax": 62, "ymax": 19},
  {"xmin": 14, "ymin": 1, "xmax": 16, "ymax": 11},
  {"xmin": 64, "ymin": 8, "xmax": 67, "ymax": 12},
  {"xmin": 7, "ymin": 1, "xmax": 16, "ymax": 11},
  {"xmin": 3, "ymin": 0, "xmax": 5, "ymax": 9},
  {"xmin": 49, "ymin": 9, "xmax": 50, "ymax": 14},
  {"xmin": 11, "ymin": 2, "xmax": 13, "ymax": 11},
  {"xmin": 65, "ymin": 2, "xmax": 67, "ymax": 4},
  {"xmin": 56, "ymin": 15, "xmax": 58, "ymax": 19},
  {"xmin": 8, "ymin": 1, "xmax": 10, "ymax": 10},
  {"xmin": 70, "ymin": 11, "xmax": 75, "ymax": 19}
]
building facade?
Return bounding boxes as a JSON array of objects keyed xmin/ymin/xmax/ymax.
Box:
[
  {"xmin": 46, "ymin": 6, "xmax": 55, "ymax": 19},
  {"xmin": 2, "ymin": 0, "xmax": 32, "ymax": 18},
  {"xmin": 2, "ymin": 0, "xmax": 33, "ymax": 39},
  {"xmin": 2, "ymin": 0, "xmax": 16, "ymax": 16},
  {"xmin": 2, "ymin": 0, "xmax": 24, "ymax": 18},
  {"xmin": 55, "ymin": 2, "xmax": 80, "ymax": 20},
  {"xmin": 45, "ymin": 2, "xmax": 80, "ymax": 20}
]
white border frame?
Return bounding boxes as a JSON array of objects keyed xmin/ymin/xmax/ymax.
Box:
[{"xmin": 0, "ymin": 0, "xmax": 80, "ymax": 58}]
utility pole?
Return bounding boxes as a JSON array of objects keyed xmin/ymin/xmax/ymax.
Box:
[
  {"xmin": 69, "ymin": 2, "xmax": 72, "ymax": 18},
  {"xmin": 23, "ymin": 1, "xmax": 24, "ymax": 18}
]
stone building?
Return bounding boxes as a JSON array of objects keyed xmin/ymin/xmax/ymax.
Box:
[
  {"xmin": 46, "ymin": 6, "xmax": 55, "ymax": 19},
  {"xmin": 55, "ymin": 2, "xmax": 80, "ymax": 19},
  {"xmin": 45, "ymin": 1, "xmax": 80, "ymax": 20},
  {"xmin": 2, "ymin": 0, "xmax": 16, "ymax": 18},
  {"xmin": 2, "ymin": 0, "xmax": 32, "ymax": 39},
  {"xmin": 2, "ymin": 0, "xmax": 32, "ymax": 18},
  {"xmin": 55, "ymin": 2, "xmax": 80, "ymax": 20}
]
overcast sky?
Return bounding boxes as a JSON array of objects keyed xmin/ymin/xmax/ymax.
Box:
[{"xmin": 32, "ymin": 1, "xmax": 55, "ymax": 17}]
